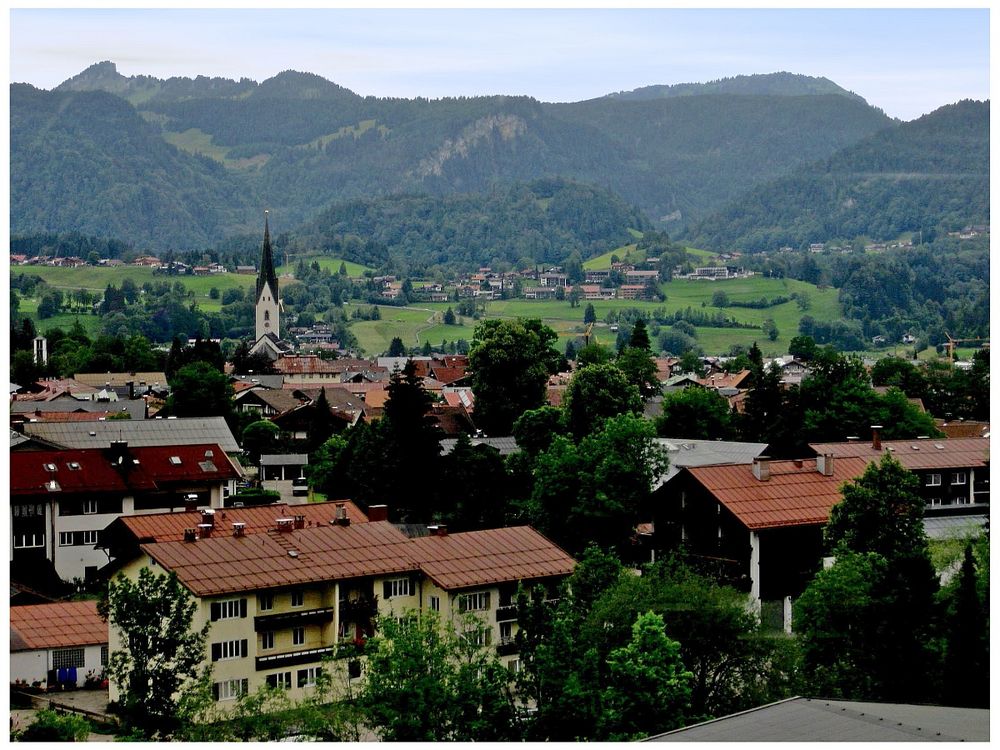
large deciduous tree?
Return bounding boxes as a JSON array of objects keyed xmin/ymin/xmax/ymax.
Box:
[
  {"xmin": 657, "ymin": 386, "xmax": 734, "ymax": 440},
  {"xmin": 563, "ymin": 362, "xmax": 643, "ymax": 439},
  {"xmin": 469, "ymin": 318, "xmax": 561, "ymax": 435},
  {"xmin": 100, "ymin": 568, "xmax": 209, "ymax": 739}
]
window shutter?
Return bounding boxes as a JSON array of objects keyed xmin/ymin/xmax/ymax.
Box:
[
  {"xmin": 484, "ymin": 592, "xmax": 491, "ymax": 610},
  {"xmin": 239, "ymin": 598, "xmax": 247, "ymax": 618},
  {"xmin": 240, "ymin": 679, "xmax": 248, "ymax": 697},
  {"xmin": 211, "ymin": 682, "xmax": 219, "ymax": 701},
  {"xmin": 210, "ymin": 602, "xmax": 221, "ymax": 622},
  {"xmin": 383, "ymin": 581, "xmax": 391, "ymax": 600},
  {"xmin": 240, "ymin": 639, "xmax": 248, "ymax": 658},
  {"xmin": 211, "ymin": 643, "xmax": 221, "ymax": 662}
]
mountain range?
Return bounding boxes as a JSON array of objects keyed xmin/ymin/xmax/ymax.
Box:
[{"xmin": 10, "ymin": 62, "xmax": 987, "ymax": 257}]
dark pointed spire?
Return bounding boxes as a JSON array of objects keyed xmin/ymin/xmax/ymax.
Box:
[{"xmin": 256, "ymin": 209, "xmax": 279, "ymax": 301}]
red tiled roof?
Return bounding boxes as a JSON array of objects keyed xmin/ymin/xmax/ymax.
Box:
[
  {"xmin": 11, "ymin": 444, "xmax": 240, "ymax": 496},
  {"xmin": 15, "ymin": 411, "xmax": 118, "ymax": 422},
  {"xmin": 116, "ymin": 500, "xmax": 368, "ymax": 543},
  {"xmin": 429, "ymin": 366, "xmax": 467, "ymax": 385},
  {"xmin": 273, "ymin": 356, "xmax": 342, "ymax": 375},
  {"xmin": 10, "ymin": 601, "xmax": 107, "ymax": 651},
  {"xmin": 808, "ymin": 437, "xmax": 988, "ymax": 471},
  {"xmin": 408, "ymin": 526, "xmax": 576, "ymax": 590},
  {"xmin": 698, "ymin": 369, "xmax": 752, "ymax": 390},
  {"xmin": 687, "ymin": 457, "xmax": 871, "ymax": 530},
  {"xmin": 547, "ymin": 385, "xmax": 568, "ymax": 407},
  {"xmin": 142, "ymin": 521, "xmax": 419, "ymax": 597}
]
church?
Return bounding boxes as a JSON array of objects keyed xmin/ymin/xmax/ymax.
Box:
[{"xmin": 249, "ymin": 211, "xmax": 294, "ymax": 361}]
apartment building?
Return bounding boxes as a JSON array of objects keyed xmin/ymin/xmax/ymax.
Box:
[{"xmin": 109, "ymin": 520, "xmax": 575, "ymax": 707}]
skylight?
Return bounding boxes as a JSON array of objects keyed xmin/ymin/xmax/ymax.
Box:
[{"xmin": 169, "ymin": 456, "xmax": 182, "ymax": 465}]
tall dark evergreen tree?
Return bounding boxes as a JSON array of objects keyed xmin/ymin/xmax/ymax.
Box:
[{"xmin": 942, "ymin": 543, "xmax": 989, "ymax": 707}]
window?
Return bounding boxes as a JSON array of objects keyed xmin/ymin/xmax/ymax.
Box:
[
  {"xmin": 169, "ymin": 456, "xmax": 182, "ymax": 465},
  {"xmin": 13, "ymin": 533, "xmax": 44, "ymax": 549},
  {"xmin": 82, "ymin": 499, "xmax": 98, "ymax": 515},
  {"xmin": 297, "ymin": 667, "xmax": 323, "ymax": 688},
  {"xmin": 264, "ymin": 310, "xmax": 270, "ymax": 322},
  {"xmin": 52, "ymin": 648, "xmax": 85, "ymax": 669},
  {"xmin": 215, "ymin": 679, "xmax": 248, "ymax": 702},
  {"xmin": 383, "ymin": 578, "xmax": 412, "ymax": 599},
  {"xmin": 290, "ymin": 590, "xmax": 304, "ymax": 608},
  {"xmin": 13, "ymin": 504, "xmax": 44, "ymax": 518},
  {"xmin": 259, "ymin": 594, "xmax": 274, "ymax": 611},
  {"xmin": 293, "ymin": 627, "xmax": 305, "ymax": 646},
  {"xmin": 507, "ymin": 659, "xmax": 522, "ymax": 674},
  {"xmin": 265, "ymin": 671, "xmax": 292, "ymax": 690},
  {"xmin": 210, "ymin": 598, "xmax": 247, "ymax": 621},
  {"xmin": 499, "ymin": 621, "xmax": 513, "ymax": 644},
  {"xmin": 929, "ymin": 497, "xmax": 946, "ymax": 507},
  {"xmin": 101, "ymin": 646, "xmax": 108, "ymax": 666},
  {"xmin": 82, "ymin": 530, "xmax": 99, "ymax": 545},
  {"xmin": 261, "ymin": 632, "xmax": 275, "ymax": 651},
  {"xmin": 458, "ymin": 591, "xmax": 490, "ymax": 613},
  {"xmin": 211, "ymin": 639, "xmax": 247, "ymax": 662},
  {"xmin": 430, "ymin": 595, "xmax": 440, "ymax": 612},
  {"xmin": 59, "ymin": 532, "xmax": 74, "ymax": 547},
  {"xmin": 951, "ymin": 472, "xmax": 967, "ymax": 485},
  {"xmin": 927, "ymin": 473, "xmax": 942, "ymax": 487},
  {"xmin": 462, "ymin": 627, "xmax": 492, "ymax": 647}
]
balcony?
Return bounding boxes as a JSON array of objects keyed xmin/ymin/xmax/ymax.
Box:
[
  {"xmin": 255, "ymin": 645, "xmax": 335, "ymax": 671},
  {"xmin": 495, "ymin": 637, "xmax": 519, "ymax": 657},
  {"xmin": 495, "ymin": 604, "xmax": 518, "ymax": 622},
  {"xmin": 254, "ymin": 607, "xmax": 334, "ymax": 632}
]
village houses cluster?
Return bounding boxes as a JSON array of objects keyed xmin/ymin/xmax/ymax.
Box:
[{"xmin": 9, "ymin": 219, "xmax": 989, "ymax": 726}]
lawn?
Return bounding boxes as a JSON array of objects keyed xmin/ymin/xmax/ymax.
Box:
[
  {"xmin": 346, "ymin": 304, "xmax": 439, "ymax": 354},
  {"xmin": 275, "ymin": 256, "xmax": 372, "ymax": 278}
]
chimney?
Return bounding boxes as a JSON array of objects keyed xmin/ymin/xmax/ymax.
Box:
[
  {"xmin": 232, "ymin": 522, "xmax": 246, "ymax": 538},
  {"xmin": 429, "ymin": 524, "xmax": 448, "ymax": 537},
  {"xmin": 752, "ymin": 456, "xmax": 770, "ymax": 481},
  {"xmin": 294, "ymin": 514, "xmax": 305, "ymax": 529},
  {"xmin": 183, "ymin": 528, "xmax": 197, "ymax": 543},
  {"xmin": 334, "ymin": 503, "xmax": 350, "ymax": 526},
  {"xmin": 368, "ymin": 504, "xmax": 389, "ymax": 522},
  {"xmin": 276, "ymin": 518, "xmax": 294, "ymax": 533},
  {"xmin": 871, "ymin": 425, "xmax": 883, "ymax": 451},
  {"xmin": 817, "ymin": 453, "xmax": 835, "ymax": 477},
  {"xmin": 197, "ymin": 523, "xmax": 213, "ymax": 538},
  {"xmin": 200, "ymin": 509, "xmax": 215, "ymax": 527}
]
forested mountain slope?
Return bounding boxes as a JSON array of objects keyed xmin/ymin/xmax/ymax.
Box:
[
  {"xmin": 12, "ymin": 64, "xmax": 896, "ymax": 251},
  {"xmin": 689, "ymin": 100, "xmax": 989, "ymax": 251}
]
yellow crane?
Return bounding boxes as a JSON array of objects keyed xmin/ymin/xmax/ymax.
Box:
[{"xmin": 582, "ymin": 322, "xmax": 595, "ymax": 346}]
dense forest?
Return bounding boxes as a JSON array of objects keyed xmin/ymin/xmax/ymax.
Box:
[{"xmin": 690, "ymin": 100, "xmax": 989, "ymax": 251}]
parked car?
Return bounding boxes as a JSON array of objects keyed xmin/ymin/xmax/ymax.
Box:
[{"xmin": 292, "ymin": 477, "xmax": 309, "ymax": 497}]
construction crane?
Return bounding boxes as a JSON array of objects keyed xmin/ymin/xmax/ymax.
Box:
[
  {"xmin": 582, "ymin": 322, "xmax": 595, "ymax": 346},
  {"xmin": 943, "ymin": 332, "xmax": 989, "ymax": 361}
]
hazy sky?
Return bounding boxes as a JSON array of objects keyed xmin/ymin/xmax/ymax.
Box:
[{"xmin": 9, "ymin": 8, "xmax": 990, "ymax": 121}]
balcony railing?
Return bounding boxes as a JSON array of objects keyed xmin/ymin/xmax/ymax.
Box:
[
  {"xmin": 255, "ymin": 645, "xmax": 335, "ymax": 671},
  {"xmin": 495, "ymin": 636, "xmax": 519, "ymax": 657},
  {"xmin": 495, "ymin": 604, "xmax": 518, "ymax": 622},
  {"xmin": 254, "ymin": 607, "xmax": 334, "ymax": 632}
]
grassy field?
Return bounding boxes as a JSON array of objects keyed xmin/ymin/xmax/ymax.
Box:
[
  {"xmin": 347, "ymin": 276, "xmax": 841, "ymax": 357},
  {"xmin": 275, "ymin": 256, "xmax": 372, "ymax": 278},
  {"xmin": 16, "ymin": 296, "xmax": 104, "ymax": 337},
  {"xmin": 583, "ymin": 243, "xmax": 719, "ymax": 270}
]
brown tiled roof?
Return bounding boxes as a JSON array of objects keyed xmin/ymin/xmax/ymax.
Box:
[
  {"xmin": 687, "ymin": 457, "xmax": 871, "ymax": 530},
  {"xmin": 73, "ymin": 372, "xmax": 167, "ymax": 388},
  {"xmin": 408, "ymin": 526, "xmax": 576, "ymax": 590},
  {"xmin": 11, "ymin": 444, "xmax": 240, "ymax": 497},
  {"xmin": 115, "ymin": 501, "xmax": 368, "ymax": 543},
  {"xmin": 807, "ymin": 437, "xmax": 989, "ymax": 471},
  {"xmin": 141, "ymin": 521, "xmax": 418, "ymax": 597},
  {"xmin": 14, "ymin": 411, "xmax": 118, "ymax": 422},
  {"xmin": 10, "ymin": 601, "xmax": 107, "ymax": 651},
  {"xmin": 363, "ymin": 390, "xmax": 390, "ymax": 409},
  {"xmin": 698, "ymin": 369, "xmax": 752, "ymax": 390},
  {"xmin": 138, "ymin": 523, "xmax": 576, "ymax": 597},
  {"xmin": 547, "ymin": 385, "xmax": 568, "ymax": 407},
  {"xmin": 935, "ymin": 421, "xmax": 990, "ymax": 439},
  {"xmin": 429, "ymin": 405, "xmax": 474, "ymax": 436},
  {"xmin": 272, "ymin": 356, "xmax": 342, "ymax": 375},
  {"xmin": 249, "ymin": 389, "xmax": 304, "ymax": 414}
]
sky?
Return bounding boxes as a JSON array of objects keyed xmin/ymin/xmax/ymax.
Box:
[{"xmin": 7, "ymin": 7, "xmax": 992, "ymax": 121}]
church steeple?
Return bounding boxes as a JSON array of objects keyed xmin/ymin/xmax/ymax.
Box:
[
  {"xmin": 254, "ymin": 210, "xmax": 281, "ymax": 342},
  {"xmin": 256, "ymin": 210, "xmax": 279, "ymax": 302}
]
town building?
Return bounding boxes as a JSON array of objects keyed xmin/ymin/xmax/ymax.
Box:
[
  {"xmin": 11, "ymin": 601, "xmax": 108, "ymax": 690},
  {"xmin": 11, "ymin": 442, "xmax": 242, "ymax": 583},
  {"xmin": 108, "ymin": 522, "xmax": 575, "ymax": 708}
]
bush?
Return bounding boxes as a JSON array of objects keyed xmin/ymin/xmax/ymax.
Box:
[{"xmin": 16, "ymin": 709, "xmax": 91, "ymax": 742}]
